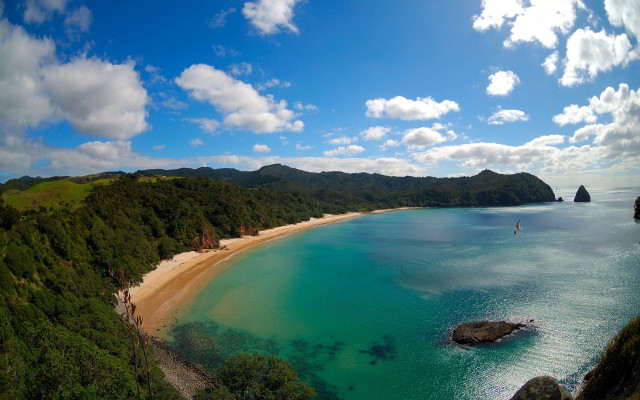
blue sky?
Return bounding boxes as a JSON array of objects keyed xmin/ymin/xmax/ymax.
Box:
[{"xmin": 0, "ymin": 0, "xmax": 639, "ymax": 186}]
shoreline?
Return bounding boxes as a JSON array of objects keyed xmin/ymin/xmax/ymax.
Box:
[{"xmin": 130, "ymin": 208, "xmax": 417, "ymax": 335}]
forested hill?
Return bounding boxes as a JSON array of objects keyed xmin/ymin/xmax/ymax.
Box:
[{"xmin": 139, "ymin": 164, "xmax": 557, "ymax": 208}]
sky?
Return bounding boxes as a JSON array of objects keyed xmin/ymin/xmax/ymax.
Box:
[{"xmin": 0, "ymin": 0, "xmax": 639, "ymax": 187}]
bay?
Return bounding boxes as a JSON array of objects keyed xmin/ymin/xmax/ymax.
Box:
[{"xmin": 166, "ymin": 187, "xmax": 640, "ymax": 400}]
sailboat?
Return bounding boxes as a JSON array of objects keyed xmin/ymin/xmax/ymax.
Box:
[{"xmin": 514, "ymin": 220, "xmax": 521, "ymax": 234}]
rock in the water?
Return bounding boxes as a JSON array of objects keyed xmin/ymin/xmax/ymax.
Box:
[
  {"xmin": 574, "ymin": 185, "xmax": 591, "ymax": 202},
  {"xmin": 510, "ymin": 376, "xmax": 572, "ymax": 400},
  {"xmin": 557, "ymin": 197, "xmax": 564, "ymax": 202},
  {"xmin": 452, "ymin": 321, "xmax": 525, "ymax": 344}
]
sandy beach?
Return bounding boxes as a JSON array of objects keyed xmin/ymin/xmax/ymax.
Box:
[{"xmin": 130, "ymin": 209, "xmax": 414, "ymax": 334}]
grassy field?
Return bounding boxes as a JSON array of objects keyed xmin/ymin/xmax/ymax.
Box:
[{"xmin": 1, "ymin": 175, "xmax": 180, "ymax": 211}]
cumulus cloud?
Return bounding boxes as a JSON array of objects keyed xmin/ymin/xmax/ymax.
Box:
[
  {"xmin": 323, "ymin": 145, "xmax": 365, "ymax": 157},
  {"xmin": 186, "ymin": 118, "xmax": 220, "ymax": 134},
  {"xmin": 605, "ymin": 0, "xmax": 640, "ymax": 40},
  {"xmin": 41, "ymin": 58, "xmax": 149, "ymax": 139},
  {"xmin": 329, "ymin": 136, "xmax": 357, "ymax": 145},
  {"xmin": 243, "ymin": 0, "xmax": 303, "ymax": 35},
  {"xmin": 365, "ymin": 96, "xmax": 460, "ymax": 121},
  {"xmin": 295, "ymin": 143, "xmax": 312, "ymax": 151},
  {"xmin": 209, "ymin": 7, "xmax": 236, "ymax": 29},
  {"xmin": 560, "ymin": 28, "xmax": 638, "ymax": 87},
  {"xmin": 542, "ymin": 51, "xmax": 559, "ymax": 74},
  {"xmin": 0, "ymin": 18, "xmax": 150, "ymax": 140},
  {"xmin": 175, "ymin": 64, "xmax": 303, "ymax": 134},
  {"xmin": 473, "ymin": 0, "xmax": 587, "ymax": 49},
  {"xmin": 252, "ymin": 143, "xmax": 271, "ymax": 153},
  {"xmin": 379, "ymin": 139, "xmax": 401, "ymax": 150},
  {"xmin": 190, "ymin": 138, "xmax": 204, "ymax": 147},
  {"xmin": 360, "ymin": 126, "xmax": 391, "ymax": 141},
  {"xmin": 564, "ymin": 84, "xmax": 640, "ymax": 162},
  {"xmin": 486, "ymin": 70, "xmax": 520, "ymax": 96},
  {"xmin": 487, "ymin": 109, "xmax": 530, "ymax": 125},
  {"xmin": 400, "ymin": 127, "xmax": 447, "ymax": 150},
  {"xmin": 229, "ymin": 62, "xmax": 253, "ymax": 76},
  {"xmin": 552, "ymin": 104, "xmax": 596, "ymax": 126}
]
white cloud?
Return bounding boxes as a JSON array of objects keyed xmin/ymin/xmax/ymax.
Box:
[
  {"xmin": 23, "ymin": 0, "xmax": 69, "ymax": 23},
  {"xmin": 175, "ymin": 64, "xmax": 303, "ymax": 134},
  {"xmin": 565, "ymin": 84, "xmax": 640, "ymax": 162},
  {"xmin": 253, "ymin": 143, "xmax": 271, "ymax": 153},
  {"xmin": 487, "ymin": 109, "xmax": 530, "ymax": 125},
  {"xmin": 213, "ymin": 44, "xmax": 241, "ymax": 58},
  {"xmin": 329, "ymin": 136, "xmax": 357, "ymax": 145},
  {"xmin": 400, "ymin": 127, "xmax": 447, "ymax": 150},
  {"xmin": 365, "ymin": 96, "xmax": 460, "ymax": 120},
  {"xmin": 473, "ymin": 0, "xmax": 587, "ymax": 49},
  {"xmin": 144, "ymin": 65, "xmax": 167, "ymax": 85},
  {"xmin": 360, "ymin": 126, "xmax": 390, "ymax": 141},
  {"xmin": 324, "ymin": 145, "xmax": 365, "ymax": 157},
  {"xmin": 279, "ymin": 135, "xmax": 289, "ymax": 145},
  {"xmin": 155, "ymin": 92, "xmax": 187, "ymax": 111},
  {"xmin": 542, "ymin": 51, "xmax": 559, "ymax": 74},
  {"xmin": 190, "ymin": 138, "xmax": 204, "ymax": 147},
  {"xmin": 229, "ymin": 62, "xmax": 253, "ymax": 76},
  {"xmin": 430, "ymin": 122, "xmax": 452, "ymax": 131},
  {"xmin": 152, "ymin": 144, "xmax": 166, "ymax": 150},
  {"xmin": 257, "ymin": 78, "xmax": 292, "ymax": 90},
  {"xmin": 210, "ymin": 7, "xmax": 236, "ymax": 29},
  {"xmin": 295, "ymin": 143, "xmax": 312, "ymax": 150},
  {"xmin": 1, "ymin": 137, "xmax": 425, "ymax": 178},
  {"xmin": 243, "ymin": 0, "xmax": 303, "ymax": 35},
  {"xmin": 560, "ymin": 28, "xmax": 638, "ymax": 87},
  {"xmin": 64, "ymin": 6, "xmax": 92, "ymax": 37},
  {"xmin": 605, "ymin": 0, "xmax": 640, "ymax": 40},
  {"xmin": 552, "ymin": 104, "xmax": 596, "ymax": 126},
  {"xmin": 293, "ymin": 101, "xmax": 317, "ymax": 111},
  {"xmin": 41, "ymin": 58, "xmax": 149, "ymax": 139},
  {"xmin": 186, "ymin": 118, "xmax": 220, "ymax": 134},
  {"xmin": 486, "ymin": 70, "xmax": 520, "ymax": 96},
  {"xmin": 379, "ymin": 139, "xmax": 400, "ymax": 150}
]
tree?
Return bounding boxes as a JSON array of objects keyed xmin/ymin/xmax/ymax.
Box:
[{"xmin": 196, "ymin": 354, "xmax": 315, "ymax": 400}]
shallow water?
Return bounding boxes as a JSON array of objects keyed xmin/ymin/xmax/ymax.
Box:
[{"xmin": 167, "ymin": 187, "xmax": 640, "ymax": 400}]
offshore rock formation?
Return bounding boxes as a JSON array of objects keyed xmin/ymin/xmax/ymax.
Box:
[
  {"xmin": 558, "ymin": 197, "xmax": 564, "ymax": 202},
  {"xmin": 510, "ymin": 376, "xmax": 572, "ymax": 400},
  {"xmin": 452, "ymin": 321, "xmax": 526, "ymax": 345},
  {"xmin": 574, "ymin": 185, "xmax": 591, "ymax": 202}
]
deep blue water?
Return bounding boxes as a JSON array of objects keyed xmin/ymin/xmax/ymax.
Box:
[{"xmin": 167, "ymin": 187, "xmax": 640, "ymax": 400}]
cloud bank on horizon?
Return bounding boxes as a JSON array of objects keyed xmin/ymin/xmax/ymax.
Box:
[{"xmin": 0, "ymin": 0, "xmax": 639, "ymax": 187}]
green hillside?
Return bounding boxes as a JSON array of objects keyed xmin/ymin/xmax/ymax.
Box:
[{"xmin": 140, "ymin": 164, "xmax": 557, "ymax": 209}]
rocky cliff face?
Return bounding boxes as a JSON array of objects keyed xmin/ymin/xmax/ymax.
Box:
[
  {"xmin": 574, "ymin": 185, "xmax": 591, "ymax": 202},
  {"xmin": 510, "ymin": 376, "xmax": 572, "ymax": 400}
]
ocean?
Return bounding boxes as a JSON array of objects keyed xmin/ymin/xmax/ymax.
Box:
[{"xmin": 165, "ymin": 187, "xmax": 640, "ymax": 400}]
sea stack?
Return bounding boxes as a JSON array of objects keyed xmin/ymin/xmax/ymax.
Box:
[{"xmin": 574, "ymin": 185, "xmax": 591, "ymax": 202}]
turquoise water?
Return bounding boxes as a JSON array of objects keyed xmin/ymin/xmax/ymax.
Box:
[{"xmin": 167, "ymin": 187, "xmax": 640, "ymax": 400}]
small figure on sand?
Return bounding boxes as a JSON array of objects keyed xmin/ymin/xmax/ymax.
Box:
[{"xmin": 514, "ymin": 220, "xmax": 521, "ymax": 235}]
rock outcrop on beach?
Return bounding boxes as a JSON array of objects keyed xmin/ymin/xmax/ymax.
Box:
[
  {"xmin": 558, "ymin": 197, "xmax": 564, "ymax": 202},
  {"xmin": 510, "ymin": 376, "xmax": 572, "ymax": 400},
  {"xmin": 574, "ymin": 185, "xmax": 591, "ymax": 202},
  {"xmin": 452, "ymin": 321, "xmax": 525, "ymax": 345}
]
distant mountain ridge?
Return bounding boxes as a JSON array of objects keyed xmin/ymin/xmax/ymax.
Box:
[{"xmin": 138, "ymin": 164, "xmax": 556, "ymax": 209}]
